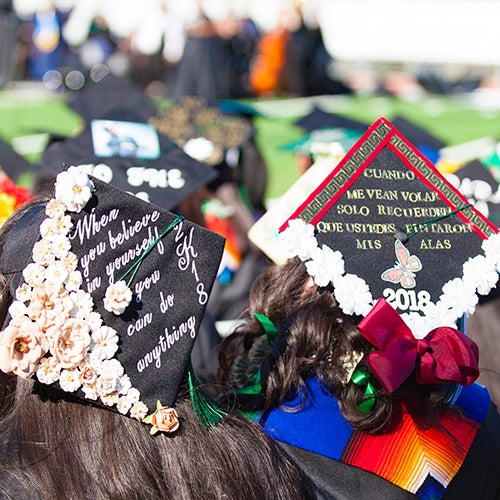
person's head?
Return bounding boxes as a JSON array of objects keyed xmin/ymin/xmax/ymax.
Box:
[
  {"xmin": 0, "ymin": 169, "xmax": 304, "ymax": 499},
  {"xmin": 217, "ymin": 257, "xmax": 472, "ymax": 434}
]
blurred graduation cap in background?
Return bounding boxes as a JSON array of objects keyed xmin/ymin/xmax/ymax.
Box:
[
  {"xmin": 391, "ymin": 115, "xmax": 447, "ymax": 165},
  {"xmin": 279, "ymin": 127, "xmax": 363, "ymax": 157},
  {"xmin": 35, "ymin": 107, "xmax": 218, "ymax": 211},
  {"xmin": 293, "ymin": 106, "xmax": 368, "ymax": 133},
  {"xmin": 0, "ymin": 138, "xmax": 34, "ymax": 183},
  {"xmin": 67, "ymin": 72, "xmax": 157, "ymax": 123}
]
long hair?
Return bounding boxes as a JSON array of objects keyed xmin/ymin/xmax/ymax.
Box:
[
  {"xmin": 218, "ymin": 258, "xmax": 450, "ymax": 434},
  {"xmin": 0, "ymin": 199, "xmax": 304, "ymax": 500},
  {"xmin": 0, "ymin": 376, "xmax": 303, "ymax": 499}
]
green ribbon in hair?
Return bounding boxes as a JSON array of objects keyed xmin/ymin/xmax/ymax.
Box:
[{"xmin": 351, "ymin": 369, "xmax": 376, "ymax": 414}]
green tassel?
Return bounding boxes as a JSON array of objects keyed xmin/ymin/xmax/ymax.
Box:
[{"xmin": 188, "ymin": 360, "xmax": 226, "ymax": 429}]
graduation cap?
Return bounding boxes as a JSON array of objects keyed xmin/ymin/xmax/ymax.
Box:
[
  {"xmin": 0, "ymin": 167, "xmax": 225, "ymax": 432},
  {"xmin": 149, "ymin": 96, "xmax": 254, "ymax": 166},
  {"xmin": 36, "ymin": 107, "xmax": 218, "ymax": 211},
  {"xmin": 67, "ymin": 73, "xmax": 157, "ymax": 123},
  {"xmin": 293, "ymin": 106, "xmax": 368, "ymax": 133},
  {"xmin": 391, "ymin": 116, "xmax": 446, "ymax": 164},
  {"xmin": 279, "ymin": 127, "xmax": 363, "ymax": 157},
  {"xmin": 0, "ymin": 138, "xmax": 34, "ymax": 182},
  {"xmin": 279, "ymin": 117, "xmax": 499, "ymax": 338}
]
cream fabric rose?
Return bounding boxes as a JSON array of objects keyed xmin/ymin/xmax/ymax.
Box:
[
  {"xmin": 27, "ymin": 283, "xmax": 72, "ymax": 330},
  {"xmin": 48, "ymin": 318, "xmax": 91, "ymax": 369},
  {"xmin": 104, "ymin": 281, "xmax": 133, "ymax": 315},
  {"xmin": 151, "ymin": 406, "xmax": 180, "ymax": 433},
  {"xmin": 0, "ymin": 318, "xmax": 48, "ymax": 378}
]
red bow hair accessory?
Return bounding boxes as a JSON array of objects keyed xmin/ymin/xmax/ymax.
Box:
[{"xmin": 357, "ymin": 299, "xmax": 479, "ymax": 393}]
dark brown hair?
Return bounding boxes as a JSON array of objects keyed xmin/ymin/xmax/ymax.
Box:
[{"xmin": 218, "ymin": 258, "xmax": 450, "ymax": 434}]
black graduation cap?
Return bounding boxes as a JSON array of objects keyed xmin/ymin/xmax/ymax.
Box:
[
  {"xmin": 0, "ymin": 167, "xmax": 225, "ymax": 426},
  {"xmin": 279, "ymin": 117, "xmax": 499, "ymax": 337},
  {"xmin": 0, "ymin": 138, "xmax": 34, "ymax": 182},
  {"xmin": 293, "ymin": 106, "xmax": 368, "ymax": 133},
  {"xmin": 67, "ymin": 73, "xmax": 157, "ymax": 123},
  {"xmin": 391, "ymin": 116, "xmax": 446, "ymax": 164},
  {"xmin": 35, "ymin": 107, "xmax": 218, "ymax": 210},
  {"xmin": 149, "ymin": 96, "xmax": 254, "ymax": 166}
]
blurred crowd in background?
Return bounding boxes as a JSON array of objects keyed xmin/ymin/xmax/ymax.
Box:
[{"xmin": 3, "ymin": 0, "xmax": 500, "ymax": 101}]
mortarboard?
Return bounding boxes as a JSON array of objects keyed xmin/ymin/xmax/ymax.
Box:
[
  {"xmin": 36, "ymin": 107, "xmax": 218, "ymax": 211},
  {"xmin": 279, "ymin": 128, "xmax": 363, "ymax": 157},
  {"xmin": 67, "ymin": 73, "xmax": 158, "ymax": 123},
  {"xmin": 279, "ymin": 117, "xmax": 499, "ymax": 338},
  {"xmin": 149, "ymin": 96, "xmax": 254, "ymax": 166},
  {"xmin": 293, "ymin": 106, "xmax": 368, "ymax": 133},
  {"xmin": 0, "ymin": 138, "xmax": 35, "ymax": 183},
  {"xmin": 391, "ymin": 116, "xmax": 446, "ymax": 164},
  {"xmin": 0, "ymin": 166, "xmax": 225, "ymax": 432}
]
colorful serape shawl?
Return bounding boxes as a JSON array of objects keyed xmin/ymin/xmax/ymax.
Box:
[{"xmin": 257, "ymin": 377, "xmax": 490, "ymax": 499}]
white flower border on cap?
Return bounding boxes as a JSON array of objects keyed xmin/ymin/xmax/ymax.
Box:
[
  {"xmin": 279, "ymin": 218, "xmax": 499, "ymax": 338},
  {"xmin": 0, "ymin": 166, "xmax": 148, "ymax": 422}
]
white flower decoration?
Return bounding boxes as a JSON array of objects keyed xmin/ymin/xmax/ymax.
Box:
[
  {"xmin": 8, "ymin": 300, "xmax": 28, "ymax": 318},
  {"xmin": 333, "ymin": 273, "xmax": 373, "ymax": 317},
  {"xmin": 36, "ymin": 357, "xmax": 61, "ymax": 385},
  {"xmin": 103, "ymin": 280, "xmax": 133, "ymax": 315},
  {"xmin": 23, "ymin": 263, "xmax": 46, "ymax": 286},
  {"xmin": 85, "ymin": 311, "xmax": 103, "ymax": 332},
  {"xmin": 440, "ymin": 278, "xmax": 478, "ymax": 317},
  {"xmin": 100, "ymin": 391, "xmax": 120, "ymax": 407},
  {"xmin": 482, "ymin": 232, "xmax": 500, "ymax": 271},
  {"xmin": 15, "ymin": 283, "xmax": 32, "ymax": 302},
  {"xmin": 59, "ymin": 368, "xmax": 82, "ymax": 392},
  {"xmin": 50, "ymin": 234, "xmax": 71, "ymax": 259},
  {"xmin": 98, "ymin": 358, "xmax": 124, "ymax": 379},
  {"xmin": 117, "ymin": 397, "xmax": 132, "ymax": 415},
  {"xmin": 45, "ymin": 261, "xmax": 69, "ymax": 286},
  {"xmin": 54, "ymin": 166, "xmax": 94, "ymax": 212},
  {"xmin": 130, "ymin": 401, "xmax": 149, "ymax": 421},
  {"xmin": 305, "ymin": 244, "xmax": 345, "ymax": 287},
  {"xmin": 117, "ymin": 374, "xmax": 132, "ymax": 395},
  {"xmin": 70, "ymin": 290, "xmax": 94, "ymax": 319},
  {"xmin": 90, "ymin": 326, "xmax": 119, "ymax": 361},
  {"xmin": 463, "ymin": 254, "xmax": 499, "ymax": 296},
  {"xmin": 278, "ymin": 219, "xmax": 318, "ymax": 261},
  {"xmin": 65, "ymin": 270, "xmax": 83, "ymax": 292},
  {"xmin": 126, "ymin": 387, "xmax": 141, "ymax": 404}
]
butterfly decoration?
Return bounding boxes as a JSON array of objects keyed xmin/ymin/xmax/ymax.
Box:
[{"xmin": 381, "ymin": 239, "xmax": 422, "ymax": 289}]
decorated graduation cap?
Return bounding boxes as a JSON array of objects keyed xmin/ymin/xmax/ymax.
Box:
[
  {"xmin": 36, "ymin": 107, "xmax": 218, "ymax": 211},
  {"xmin": 149, "ymin": 96, "xmax": 254, "ymax": 166},
  {"xmin": 279, "ymin": 117, "xmax": 499, "ymax": 342},
  {"xmin": 0, "ymin": 166, "xmax": 225, "ymax": 433}
]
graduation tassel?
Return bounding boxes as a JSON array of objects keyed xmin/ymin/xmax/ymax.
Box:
[{"xmin": 187, "ymin": 360, "xmax": 227, "ymax": 429}]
